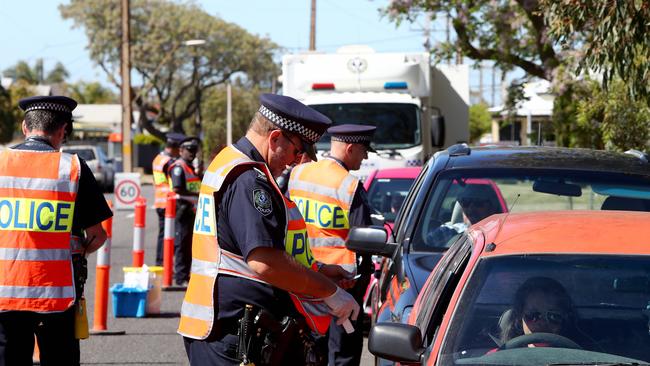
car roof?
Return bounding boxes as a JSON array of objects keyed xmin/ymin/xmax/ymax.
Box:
[
  {"xmin": 446, "ymin": 146, "xmax": 650, "ymax": 176},
  {"xmin": 372, "ymin": 167, "xmax": 422, "ymax": 179},
  {"xmin": 473, "ymin": 211, "xmax": 650, "ymax": 256}
]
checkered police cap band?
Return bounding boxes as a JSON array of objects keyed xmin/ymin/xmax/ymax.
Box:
[
  {"xmin": 331, "ymin": 135, "xmax": 372, "ymax": 144},
  {"xmin": 258, "ymin": 105, "xmax": 321, "ymax": 144},
  {"xmin": 25, "ymin": 102, "xmax": 72, "ymax": 114}
]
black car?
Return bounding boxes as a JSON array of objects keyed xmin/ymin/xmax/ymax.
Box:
[{"xmin": 347, "ymin": 144, "xmax": 650, "ymax": 365}]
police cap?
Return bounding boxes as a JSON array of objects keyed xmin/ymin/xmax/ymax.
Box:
[
  {"xmin": 258, "ymin": 93, "xmax": 331, "ymax": 161},
  {"xmin": 327, "ymin": 124, "xmax": 376, "ymax": 152},
  {"xmin": 165, "ymin": 132, "xmax": 186, "ymax": 147},
  {"xmin": 19, "ymin": 95, "xmax": 77, "ymax": 116},
  {"xmin": 179, "ymin": 137, "xmax": 199, "ymax": 151}
]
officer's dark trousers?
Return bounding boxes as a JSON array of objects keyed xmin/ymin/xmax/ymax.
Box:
[
  {"xmin": 155, "ymin": 207, "xmax": 165, "ymax": 266},
  {"xmin": 328, "ymin": 277, "xmax": 369, "ymax": 366},
  {"xmin": 184, "ymin": 328, "xmax": 308, "ymax": 366},
  {"xmin": 0, "ymin": 308, "xmax": 79, "ymax": 366},
  {"xmin": 174, "ymin": 202, "xmax": 194, "ymax": 285}
]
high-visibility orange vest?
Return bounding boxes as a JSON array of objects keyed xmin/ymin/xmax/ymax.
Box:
[
  {"xmin": 288, "ymin": 158, "xmax": 359, "ymax": 273},
  {"xmin": 178, "ymin": 145, "xmax": 331, "ymax": 340},
  {"xmin": 0, "ymin": 149, "xmax": 80, "ymax": 313},
  {"xmin": 152, "ymin": 152, "xmax": 173, "ymax": 209},
  {"xmin": 168, "ymin": 158, "xmax": 200, "ymax": 207}
]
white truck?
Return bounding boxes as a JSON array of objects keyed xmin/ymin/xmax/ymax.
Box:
[{"xmin": 281, "ymin": 45, "xmax": 469, "ymax": 179}]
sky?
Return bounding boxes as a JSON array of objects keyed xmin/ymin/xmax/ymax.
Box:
[{"xmin": 0, "ymin": 0, "xmax": 501, "ymax": 104}]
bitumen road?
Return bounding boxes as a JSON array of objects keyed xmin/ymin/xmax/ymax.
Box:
[{"xmin": 77, "ymin": 182, "xmax": 374, "ymax": 365}]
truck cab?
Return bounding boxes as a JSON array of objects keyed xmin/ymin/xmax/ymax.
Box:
[{"xmin": 282, "ymin": 45, "xmax": 469, "ymax": 180}]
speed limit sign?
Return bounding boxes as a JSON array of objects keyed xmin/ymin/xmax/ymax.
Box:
[{"xmin": 114, "ymin": 173, "xmax": 142, "ymax": 210}]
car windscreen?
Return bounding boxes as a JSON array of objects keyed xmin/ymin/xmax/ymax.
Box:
[
  {"xmin": 367, "ymin": 177, "xmax": 416, "ymax": 222},
  {"xmin": 437, "ymin": 254, "xmax": 650, "ymax": 366},
  {"xmin": 64, "ymin": 148, "xmax": 96, "ymax": 161},
  {"xmin": 411, "ymin": 169, "xmax": 650, "ymax": 252},
  {"xmin": 310, "ymin": 103, "xmax": 420, "ymax": 150}
]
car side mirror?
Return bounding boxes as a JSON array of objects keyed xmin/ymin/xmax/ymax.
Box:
[
  {"xmin": 345, "ymin": 226, "xmax": 396, "ymax": 258},
  {"xmin": 369, "ymin": 322, "xmax": 425, "ymax": 363},
  {"xmin": 431, "ymin": 114, "xmax": 445, "ymax": 148}
]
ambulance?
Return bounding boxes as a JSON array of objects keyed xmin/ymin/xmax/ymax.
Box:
[{"xmin": 281, "ymin": 45, "xmax": 470, "ymax": 180}]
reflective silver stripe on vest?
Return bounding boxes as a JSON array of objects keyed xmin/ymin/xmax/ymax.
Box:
[
  {"xmin": 0, "ymin": 176, "xmax": 77, "ymax": 193},
  {"xmin": 219, "ymin": 250, "xmax": 269, "ymax": 285},
  {"xmin": 287, "ymin": 205, "xmax": 304, "ymax": 221},
  {"xmin": 292, "ymin": 295, "xmax": 331, "ymax": 316},
  {"xmin": 190, "ymin": 258, "xmax": 218, "ymax": 278},
  {"xmin": 202, "ymin": 153, "xmax": 254, "ymax": 189},
  {"xmin": 309, "ymin": 236, "xmax": 345, "ymax": 248},
  {"xmin": 58, "ymin": 152, "xmax": 74, "ymax": 181},
  {"xmin": 288, "ymin": 162, "xmax": 358, "ymax": 205},
  {"xmin": 0, "ymin": 248, "xmax": 71, "ymax": 261},
  {"xmin": 180, "ymin": 301, "xmax": 214, "ymax": 321},
  {"xmin": 0, "ymin": 285, "xmax": 75, "ymax": 299}
]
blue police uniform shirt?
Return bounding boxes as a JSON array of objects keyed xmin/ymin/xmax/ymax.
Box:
[
  {"xmin": 170, "ymin": 160, "xmax": 191, "ymax": 191},
  {"xmin": 215, "ymin": 137, "xmax": 295, "ymax": 321},
  {"xmin": 11, "ymin": 137, "xmax": 113, "ymax": 236}
]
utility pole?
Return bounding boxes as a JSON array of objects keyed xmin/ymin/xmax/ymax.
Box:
[
  {"xmin": 226, "ymin": 83, "xmax": 232, "ymax": 145},
  {"xmin": 479, "ymin": 62, "xmax": 483, "ymax": 104},
  {"xmin": 309, "ymin": 0, "xmax": 316, "ymax": 51},
  {"xmin": 491, "ymin": 64, "xmax": 496, "ymax": 106},
  {"xmin": 121, "ymin": 0, "xmax": 132, "ymax": 173}
]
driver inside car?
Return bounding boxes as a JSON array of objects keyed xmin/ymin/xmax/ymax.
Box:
[
  {"xmin": 496, "ymin": 277, "xmax": 582, "ymax": 350},
  {"xmin": 426, "ymin": 184, "xmax": 502, "ymax": 247}
]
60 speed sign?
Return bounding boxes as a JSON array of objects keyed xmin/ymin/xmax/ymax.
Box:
[{"xmin": 114, "ymin": 173, "xmax": 141, "ymax": 210}]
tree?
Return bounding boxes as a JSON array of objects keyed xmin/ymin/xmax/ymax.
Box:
[
  {"xmin": 0, "ymin": 85, "xmax": 15, "ymax": 143},
  {"xmin": 3, "ymin": 59, "xmax": 70, "ymax": 85},
  {"xmin": 201, "ymin": 82, "xmax": 263, "ymax": 160},
  {"xmin": 68, "ymin": 81, "xmax": 118, "ymax": 104},
  {"xmin": 542, "ymin": 0, "xmax": 650, "ymax": 101},
  {"xmin": 576, "ymin": 80, "xmax": 650, "ymax": 152},
  {"xmin": 386, "ymin": 0, "xmax": 563, "ymax": 80},
  {"xmin": 468, "ymin": 102, "xmax": 491, "ymax": 143},
  {"xmin": 59, "ymin": 0, "xmax": 279, "ymax": 140}
]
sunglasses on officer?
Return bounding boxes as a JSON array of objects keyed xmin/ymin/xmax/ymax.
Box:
[
  {"xmin": 281, "ymin": 131, "xmax": 304, "ymax": 157},
  {"xmin": 523, "ymin": 310, "xmax": 565, "ymax": 325}
]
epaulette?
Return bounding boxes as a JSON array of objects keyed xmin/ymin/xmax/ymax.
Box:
[{"xmin": 253, "ymin": 167, "xmax": 268, "ymax": 182}]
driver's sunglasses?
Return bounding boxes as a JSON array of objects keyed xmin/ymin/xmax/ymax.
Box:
[
  {"xmin": 281, "ymin": 131, "xmax": 304, "ymax": 156},
  {"xmin": 523, "ymin": 310, "xmax": 565, "ymax": 324}
]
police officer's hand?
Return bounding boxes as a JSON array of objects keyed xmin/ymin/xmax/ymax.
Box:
[
  {"xmin": 319, "ymin": 264, "xmax": 355, "ymax": 289},
  {"xmin": 323, "ymin": 286, "xmax": 360, "ymax": 325}
]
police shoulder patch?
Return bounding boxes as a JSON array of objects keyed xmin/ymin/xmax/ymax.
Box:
[{"xmin": 252, "ymin": 189, "xmax": 273, "ymax": 216}]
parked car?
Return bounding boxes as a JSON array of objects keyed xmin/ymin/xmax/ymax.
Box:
[
  {"xmin": 61, "ymin": 145, "xmax": 115, "ymax": 191},
  {"xmin": 367, "ymin": 210, "xmax": 650, "ymax": 365},
  {"xmin": 347, "ymin": 144, "xmax": 650, "ymax": 365},
  {"xmin": 364, "ymin": 167, "xmax": 422, "ymax": 230}
]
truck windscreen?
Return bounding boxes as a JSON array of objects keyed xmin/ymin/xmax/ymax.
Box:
[{"xmin": 310, "ymin": 103, "xmax": 420, "ymax": 150}]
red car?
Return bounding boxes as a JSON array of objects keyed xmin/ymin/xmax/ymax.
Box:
[
  {"xmin": 368, "ymin": 210, "xmax": 650, "ymax": 365},
  {"xmin": 364, "ymin": 167, "xmax": 422, "ymax": 233}
]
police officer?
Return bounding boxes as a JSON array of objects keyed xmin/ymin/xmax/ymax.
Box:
[
  {"xmin": 152, "ymin": 132, "xmax": 185, "ymax": 266},
  {"xmin": 288, "ymin": 124, "xmax": 376, "ymax": 366},
  {"xmin": 0, "ymin": 96, "xmax": 112, "ymax": 366},
  {"xmin": 179, "ymin": 94, "xmax": 360, "ymax": 366},
  {"xmin": 168, "ymin": 137, "xmax": 201, "ymax": 286}
]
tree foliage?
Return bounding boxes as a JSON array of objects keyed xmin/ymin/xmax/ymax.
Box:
[
  {"xmin": 201, "ymin": 82, "xmax": 263, "ymax": 161},
  {"xmin": 59, "ymin": 0, "xmax": 279, "ymax": 139},
  {"xmin": 468, "ymin": 102, "xmax": 491, "ymax": 142},
  {"xmin": 0, "ymin": 86, "xmax": 15, "ymax": 143},
  {"xmin": 3, "ymin": 59, "xmax": 70, "ymax": 85},
  {"xmin": 68, "ymin": 81, "xmax": 118, "ymax": 104},
  {"xmin": 542, "ymin": 0, "xmax": 650, "ymax": 101},
  {"xmin": 386, "ymin": 0, "xmax": 563, "ymax": 80}
]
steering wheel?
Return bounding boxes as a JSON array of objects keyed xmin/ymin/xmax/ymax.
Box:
[{"xmin": 502, "ymin": 332, "xmax": 581, "ymax": 350}]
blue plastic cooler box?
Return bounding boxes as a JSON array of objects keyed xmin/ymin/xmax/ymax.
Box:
[{"xmin": 110, "ymin": 284, "xmax": 147, "ymax": 317}]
